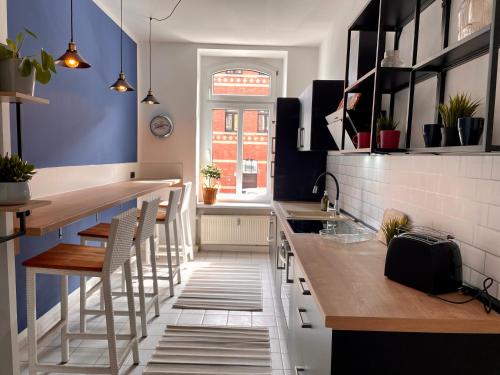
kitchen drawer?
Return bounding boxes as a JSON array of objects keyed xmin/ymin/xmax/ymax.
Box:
[{"xmin": 291, "ymin": 259, "xmax": 332, "ymax": 375}]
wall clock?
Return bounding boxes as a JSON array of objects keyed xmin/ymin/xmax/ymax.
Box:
[{"xmin": 150, "ymin": 115, "xmax": 174, "ymax": 138}]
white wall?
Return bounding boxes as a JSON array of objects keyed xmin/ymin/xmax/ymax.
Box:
[
  {"xmin": 137, "ymin": 41, "xmax": 319, "ymax": 217},
  {"xmin": 320, "ymin": 0, "xmax": 500, "ymax": 295}
]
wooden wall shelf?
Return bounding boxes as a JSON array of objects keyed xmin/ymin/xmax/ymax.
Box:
[{"xmin": 0, "ymin": 92, "xmax": 49, "ymax": 105}]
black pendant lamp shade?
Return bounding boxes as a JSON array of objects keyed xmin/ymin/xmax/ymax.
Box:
[
  {"xmin": 110, "ymin": 0, "xmax": 135, "ymax": 92},
  {"xmin": 141, "ymin": 17, "xmax": 159, "ymax": 104},
  {"xmin": 55, "ymin": 0, "xmax": 91, "ymax": 69}
]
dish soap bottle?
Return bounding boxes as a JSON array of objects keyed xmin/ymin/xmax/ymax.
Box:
[{"xmin": 320, "ymin": 190, "xmax": 329, "ymax": 212}]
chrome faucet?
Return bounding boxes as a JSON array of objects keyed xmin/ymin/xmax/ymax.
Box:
[{"xmin": 312, "ymin": 172, "xmax": 340, "ymax": 216}]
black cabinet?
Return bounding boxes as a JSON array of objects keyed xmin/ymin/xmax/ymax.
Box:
[
  {"xmin": 298, "ymin": 80, "xmax": 344, "ymax": 152},
  {"xmin": 273, "ymin": 98, "xmax": 326, "ymax": 202}
]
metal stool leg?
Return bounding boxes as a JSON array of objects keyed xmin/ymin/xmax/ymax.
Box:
[
  {"xmin": 124, "ymin": 260, "xmax": 140, "ymax": 365},
  {"xmin": 149, "ymin": 234, "xmax": 160, "ymax": 316},
  {"xmin": 173, "ymin": 218, "xmax": 181, "ymax": 284},
  {"xmin": 79, "ymin": 276, "xmax": 86, "ymax": 333},
  {"xmin": 61, "ymin": 275, "xmax": 69, "ymax": 364},
  {"xmin": 103, "ymin": 275, "xmax": 119, "ymax": 375},
  {"xmin": 134, "ymin": 239, "xmax": 148, "ymax": 337},
  {"xmin": 165, "ymin": 220, "xmax": 175, "ymax": 297}
]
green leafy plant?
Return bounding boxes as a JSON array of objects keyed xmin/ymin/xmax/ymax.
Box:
[
  {"xmin": 201, "ymin": 164, "xmax": 222, "ymax": 188},
  {"xmin": 376, "ymin": 115, "xmax": 399, "ymax": 134},
  {"xmin": 0, "ymin": 28, "xmax": 56, "ymax": 84},
  {"xmin": 438, "ymin": 93, "xmax": 481, "ymax": 128},
  {"xmin": 0, "ymin": 153, "xmax": 36, "ymax": 182},
  {"xmin": 382, "ymin": 216, "xmax": 410, "ymax": 245}
]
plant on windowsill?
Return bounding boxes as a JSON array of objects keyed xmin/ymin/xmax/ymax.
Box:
[
  {"xmin": 438, "ymin": 93, "xmax": 482, "ymax": 147},
  {"xmin": 376, "ymin": 115, "xmax": 400, "ymax": 149},
  {"xmin": 201, "ymin": 164, "xmax": 222, "ymax": 205},
  {"xmin": 0, "ymin": 28, "xmax": 56, "ymax": 95},
  {"xmin": 0, "ymin": 153, "xmax": 36, "ymax": 205}
]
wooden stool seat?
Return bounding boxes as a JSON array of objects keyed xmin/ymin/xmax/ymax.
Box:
[
  {"xmin": 22, "ymin": 244, "xmax": 106, "ymax": 273},
  {"xmin": 136, "ymin": 209, "xmax": 166, "ymax": 222},
  {"xmin": 78, "ymin": 223, "xmax": 138, "ymax": 240}
]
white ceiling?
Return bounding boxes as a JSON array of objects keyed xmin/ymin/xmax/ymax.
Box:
[{"xmin": 94, "ymin": 0, "xmax": 340, "ymax": 46}]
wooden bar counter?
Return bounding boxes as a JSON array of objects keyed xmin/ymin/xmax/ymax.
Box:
[{"xmin": 24, "ymin": 179, "xmax": 181, "ymax": 236}]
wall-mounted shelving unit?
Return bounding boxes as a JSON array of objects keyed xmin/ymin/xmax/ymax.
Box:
[
  {"xmin": 337, "ymin": 0, "xmax": 500, "ymax": 155},
  {"xmin": 0, "ymin": 91, "xmax": 50, "ymax": 243}
]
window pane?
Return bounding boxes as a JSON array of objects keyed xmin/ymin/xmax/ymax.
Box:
[
  {"xmin": 242, "ymin": 109, "xmax": 269, "ymax": 195},
  {"xmin": 211, "ymin": 108, "xmax": 237, "ymax": 194},
  {"xmin": 212, "ymin": 69, "xmax": 271, "ymax": 96}
]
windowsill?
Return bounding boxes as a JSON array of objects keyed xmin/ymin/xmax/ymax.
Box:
[{"xmin": 197, "ymin": 201, "xmax": 271, "ymax": 209}]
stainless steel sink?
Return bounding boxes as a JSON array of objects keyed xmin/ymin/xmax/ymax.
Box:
[
  {"xmin": 287, "ymin": 218, "xmax": 374, "ymax": 244},
  {"xmin": 286, "ymin": 210, "xmax": 342, "ymax": 220}
]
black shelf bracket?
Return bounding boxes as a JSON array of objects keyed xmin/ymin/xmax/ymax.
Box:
[{"xmin": 0, "ymin": 210, "xmax": 30, "ymax": 244}]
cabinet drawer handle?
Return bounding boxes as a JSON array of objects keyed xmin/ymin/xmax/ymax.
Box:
[
  {"xmin": 297, "ymin": 308, "xmax": 312, "ymax": 329},
  {"xmin": 298, "ymin": 277, "xmax": 311, "ymax": 295},
  {"xmin": 295, "ymin": 366, "xmax": 305, "ymax": 374}
]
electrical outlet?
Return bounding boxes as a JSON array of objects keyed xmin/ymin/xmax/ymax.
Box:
[{"xmin": 130, "ymin": 171, "xmax": 135, "ymax": 179}]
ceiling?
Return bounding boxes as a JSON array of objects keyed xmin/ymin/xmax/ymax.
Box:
[{"xmin": 94, "ymin": 0, "xmax": 341, "ymax": 46}]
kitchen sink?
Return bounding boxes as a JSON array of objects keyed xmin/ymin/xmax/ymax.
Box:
[
  {"xmin": 286, "ymin": 210, "xmax": 343, "ymax": 220},
  {"xmin": 287, "ymin": 218, "xmax": 374, "ymax": 244}
]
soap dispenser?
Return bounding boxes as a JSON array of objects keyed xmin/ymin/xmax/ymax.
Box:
[{"xmin": 320, "ymin": 190, "xmax": 329, "ymax": 212}]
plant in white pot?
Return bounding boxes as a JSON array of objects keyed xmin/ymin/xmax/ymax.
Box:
[
  {"xmin": 0, "ymin": 28, "xmax": 56, "ymax": 95},
  {"xmin": 0, "ymin": 153, "xmax": 36, "ymax": 205}
]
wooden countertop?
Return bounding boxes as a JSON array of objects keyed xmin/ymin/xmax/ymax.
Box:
[
  {"xmin": 24, "ymin": 179, "xmax": 181, "ymax": 236},
  {"xmin": 273, "ymin": 201, "xmax": 500, "ymax": 334}
]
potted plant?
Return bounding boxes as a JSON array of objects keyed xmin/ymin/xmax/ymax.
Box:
[
  {"xmin": 0, "ymin": 28, "xmax": 56, "ymax": 95},
  {"xmin": 201, "ymin": 164, "xmax": 222, "ymax": 205},
  {"xmin": 0, "ymin": 153, "xmax": 36, "ymax": 205},
  {"xmin": 377, "ymin": 115, "xmax": 400, "ymax": 149},
  {"xmin": 381, "ymin": 216, "xmax": 410, "ymax": 245},
  {"xmin": 438, "ymin": 93, "xmax": 481, "ymax": 147}
]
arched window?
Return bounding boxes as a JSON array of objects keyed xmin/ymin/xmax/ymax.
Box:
[{"xmin": 211, "ymin": 69, "xmax": 271, "ymax": 97}]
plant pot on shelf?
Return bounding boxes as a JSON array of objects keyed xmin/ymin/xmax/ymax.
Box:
[
  {"xmin": 422, "ymin": 124, "xmax": 443, "ymax": 147},
  {"xmin": 0, "ymin": 181, "xmax": 31, "ymax": 205},
  {"xmin": 202, "ymin": 187, "xmax": 218, "ymax": 205},
  {"xmin": 458, "ymin": 117, "xmax": 484, "ymax": 146},
  {"xmin": 0, "ymin": 58, "xmax": 35, "ymax": 95},
  {"xmin": 441, "ymin": 126, "xmax": 461, "ymax": 147},
  {"xmin": 353, "ymin": 131, "xmax": 371, "ymax": 149},
  {"xmin": 379, "ymin": 130, "xmax": 401, "ymax": 149}
]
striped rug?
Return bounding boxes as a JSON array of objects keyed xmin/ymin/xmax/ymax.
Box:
[
  {"xmin": 143, "ymin": 325, "xmax": 272, "ymax": 374},
  {"xmin": 173, "ymin": 264, "xmax": 263, "ymax": 311}
]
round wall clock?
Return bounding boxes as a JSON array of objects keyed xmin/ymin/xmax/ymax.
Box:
[{"xmin": 150, "ymin": 115, "xmax": 174, "ymax": 138}]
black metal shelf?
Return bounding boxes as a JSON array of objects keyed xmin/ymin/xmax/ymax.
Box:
[
  {"xmin": 414, "ymin": 26, "xmax": 491, "ymax": 81},
  {"xmin": 345, "ymin": 67, "xmax": 412, "ymax": 94},
  {"xmin": 350, "ymin": 0, "xmax": 436, "ymax": 31},
  {"xmin": 408, "ymin": 145, "xmax": 486, "ymax": 154}
]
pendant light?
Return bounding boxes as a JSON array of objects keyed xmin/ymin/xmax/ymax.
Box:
[
  {"xmin": 141, "ymin": 17, "xmax": 159, "ymax": 104},
  {"xmin": 110, "ymin": 0, "xmax": 135, "ymax": 92},
  {"xmin": 56, "ymin": 0, "xmax": 91, "ymax": 69}
]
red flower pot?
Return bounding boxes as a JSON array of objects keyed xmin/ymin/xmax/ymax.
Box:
[{"xmin": 379, "ymin": 130, "xmax": 401, "ymax": 149}]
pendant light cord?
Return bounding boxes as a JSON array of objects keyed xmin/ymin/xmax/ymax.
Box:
[
  {"xmin": 70, "ymin": 0, "xmax": 74, "ymax": 42},
  {"xmin": 120, "ymin": 0, "xmax": 123, "ymax": 73},
  {"xmin": 149, "ymin": 17, "xmax": 152, "ymax": 90},
  {"xmin": 151, "ymin": 0, "xmax": 183, "ymax": 22}
]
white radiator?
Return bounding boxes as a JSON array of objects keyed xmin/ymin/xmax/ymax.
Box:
[{"xmin": 200, "ymin": 215, "xmax": 270, "ymax": 245}]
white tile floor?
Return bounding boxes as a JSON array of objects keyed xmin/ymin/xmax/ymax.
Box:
[{"xmin": 19, "ymin": 250, "xmax": 292, "ymax": 374}]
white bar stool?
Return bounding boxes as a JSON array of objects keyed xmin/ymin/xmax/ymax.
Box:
[
  {"xmin": 155, "ymin": 188, "xmax": 182, "ymax": 297},
  {"xmin": 78, "ymin": 198, "xmax": 161, "ymax": 337},
  {"xmin": 159, "ymin": 181, "xmax": 193, "ymax": 263},
  {"xmin": 23, "ymin": 208, "xmax": 139, "ymax": 375}
]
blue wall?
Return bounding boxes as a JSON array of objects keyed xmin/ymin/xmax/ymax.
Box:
[
  {"xmin": 7, "ymin": 0, "xmax": 139, "ymax": 332},
  {"xmin": 8, "ymin": 0, "xmax": 137, "ymax": 167}
]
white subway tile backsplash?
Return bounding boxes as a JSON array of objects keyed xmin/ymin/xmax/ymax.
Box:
[{"xmin": 328, "ymin": 154, "xmax": 500, "ymax": 289}]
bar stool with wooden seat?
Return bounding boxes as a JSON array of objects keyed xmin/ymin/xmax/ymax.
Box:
[
  {"xmin": 23, "ymin": 208, "xmax": 139, "ymax": 375},
  {"xmin": 154, "ymin": 188, "xmax": 182, "ymax": 297},
  {"xmin": 159, "ymin": 181, "xmax": 193, "ymax": 263},
  {"xmin": 78, "ymin": 198, "xmax": 161, "ymax": 337}
]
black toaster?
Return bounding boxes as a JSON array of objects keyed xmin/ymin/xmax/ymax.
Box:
[{"xmin": 384, "ymin": 231, "xmax": 463, "ymax": 295}]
